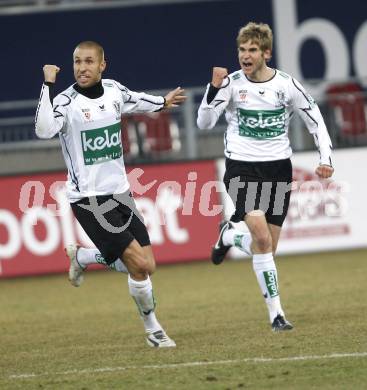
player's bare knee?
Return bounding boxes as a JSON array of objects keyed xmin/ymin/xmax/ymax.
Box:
[
  {"xmin": 254, "ymin": 232, "xmax": 272, "ymax": 253},
  {"xmin": 142, "ymin": 252, "xmax": 155, "ymax": 274},
  {"xmin": 138, "ymin": 258, "xmax": 154, "ymax": 275},
  {"xmin": 127, "ymin": 258, "xmax": 149, "ymax": 280},
  {"xmin": 140, "ymin": 246, "xmax": 156, "ymax": 275},
  {"xmin": 147, "ymin": 261, "xmax": 156, "ymax": 275},
  {"xmin": 122, "ymin": 245, "xmax": 146, "ymax": 273},
  {"xmin": 134, "ymin": 255, "xmax": 152, "ymax": 275}
]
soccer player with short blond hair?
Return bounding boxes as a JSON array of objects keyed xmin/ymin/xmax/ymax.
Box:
[{"xmin": 197, "ymin": 22, "xmax": 334, "ymax": 331}]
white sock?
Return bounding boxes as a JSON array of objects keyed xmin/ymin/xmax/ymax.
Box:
[
  {"xmin": 223, "ymin": 229, "xmax": 252, "ymax": 255},
  {"xmin": 252, "ymin": 252, "xmax": 284, "ymax": 323},
  {"xmin": 128, "ymin": 275, "xmax": 162, "ymax": 334},
  {"xmin": 77, "ymin": 247, "xmax": 128, "ymax": 273}
]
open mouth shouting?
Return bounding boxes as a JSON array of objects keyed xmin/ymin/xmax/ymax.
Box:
[
  {"xmin": 78, "ymin": 74, "xmax": 90, "ymax": 84},
  {"xmin": 242, "ymin": 62, "xmax": 254, "ymax": 73}
]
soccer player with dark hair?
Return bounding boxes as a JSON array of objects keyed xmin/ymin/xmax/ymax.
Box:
[{"xmin": 35, "ymin": 41, "xmax": 186, "ymax": 347}]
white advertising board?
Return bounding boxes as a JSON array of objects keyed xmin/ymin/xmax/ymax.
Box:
[{"xmin": 216, "ymin": 148, "xmax": 367, "ymax": 256}]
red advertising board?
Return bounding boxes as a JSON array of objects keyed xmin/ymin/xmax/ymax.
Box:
[{"xmin": 0, "ymin": 160, "xmax": 222, "ymax": 278}]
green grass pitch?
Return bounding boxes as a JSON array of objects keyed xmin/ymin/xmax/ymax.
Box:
[{"xmin": 1, "ymin": 249, "xmax": 366, "ymax": 389}]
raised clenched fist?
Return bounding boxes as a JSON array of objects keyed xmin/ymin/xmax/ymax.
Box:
[
  {"xmin": 43, "ymin": 65, "xmax": 60, "ymax": 83},
  {"xmin": 211, "ymin": 67, "xmax": 228, "ymax": 88},
  {"xmin": 315, "ymin": 165, "xmax": 334, "ymax": 179}
]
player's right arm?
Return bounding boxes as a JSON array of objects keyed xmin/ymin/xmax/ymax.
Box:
[
  {"xmin": 35, "ymin": 65, "xmax": 66, "ymax": 139},
  {"xmin": 197, "ymin": 67, "xmax": 231, "ymax": 130}
]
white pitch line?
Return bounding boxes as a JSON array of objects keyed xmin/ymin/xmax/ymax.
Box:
[{"xmin": 8, "ymin": 352, "xmax": 367, "ymax": 380}]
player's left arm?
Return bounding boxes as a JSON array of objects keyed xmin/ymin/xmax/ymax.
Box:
[
  {"xmin": 115, "ymin": 82, "xmax": 186, "ymax": 114},
  {"xmin": 290, "ymin": 78, "xmax": 334, "ymax": 179}
]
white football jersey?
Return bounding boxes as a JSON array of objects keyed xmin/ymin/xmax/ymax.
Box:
[
  {"xmin": 35, "ymin": 79, "xmax": 165, "ymax": 202},
  {"xmin": 197, "ymin": 69, "xmax": 332, "ymax": 165}
]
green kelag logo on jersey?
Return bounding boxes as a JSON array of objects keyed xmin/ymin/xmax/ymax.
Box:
[
  {"xmin": 81, "ymin": 122, "xmax": 122, "ymax": 165},
  {"xmin": 237, "ymin": 107, "xmax": 286, "ymax": 139}
]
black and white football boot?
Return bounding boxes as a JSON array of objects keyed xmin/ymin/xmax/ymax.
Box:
[
  {"xmin": 271, "ymin": 314, "xmax": 293, "ymax": 332},
  {"xmin": 211, "ymin": 221, "xmax": 233, "ymax": 265}
]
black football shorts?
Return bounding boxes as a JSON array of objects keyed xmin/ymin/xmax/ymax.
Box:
[
  {"xmin": 223, "ymin": 158, "xmax": 293, "ymax": 227},
  {"xmin": 71, "ymin": 191, "xmax": 150, "ymax": 264}
]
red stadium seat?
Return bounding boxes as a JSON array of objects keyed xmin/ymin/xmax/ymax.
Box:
[
  {"xmin": 326, "ymin": 82, "xmax": 367, "ymax": 138},
  {"xmin": 122, "ymin": 112, "xmax": 180, "ymax": 156},
  {"xmin": 121, "ymin": 116, "xmax": 139, "ymax": 157}
]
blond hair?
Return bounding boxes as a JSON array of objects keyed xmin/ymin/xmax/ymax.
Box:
[{"xmin": 236, "ymin": 22, "xmax": 273, "ymax": 52}]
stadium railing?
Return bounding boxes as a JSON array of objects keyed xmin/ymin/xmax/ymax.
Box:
[{"xmin": 0, "ymin": 84, "xmax": 366, "ymax": 168}]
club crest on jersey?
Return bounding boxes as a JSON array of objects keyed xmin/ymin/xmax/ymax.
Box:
[
  {"xmin": 82, "ymin": 108, "xmax": 91, "ymax": 120},
  {"xmin": 238, "ymin": 89, "xmax": 247, "ymax": 102},
  {"xmin": 113, "ymin": 100, "xmax": 121, "ymax": 120},
  {"xmin": 275, "ymin": 90, "xmax": 286, "ymax": 107}
]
